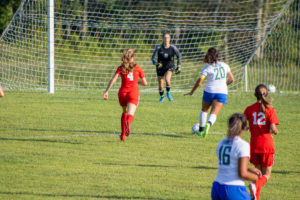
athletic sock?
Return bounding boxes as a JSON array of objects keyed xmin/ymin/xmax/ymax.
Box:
[
  {"xmin": 127, "ymin": 114, "xmax": 134, "ymax": 125},
  {"xmin": 255, "ymin": 175, "xmax": 268, "ymax": 188},
  {"xmin": 255, "ymin": 176, "xmax": 268, "ymax": 200},
  {"xmin": 199, "ymin": 111, "xmax": 207, "ymax": 130},
  {"xmin": 121, "ymin": 113, "xmax": 127, "ymax": 135},
  {"xmin": 159, "ymin": 89, "xmax": 164, "ymax": 97},
  {"xmin": 208, "ymin": 114, "xmax": 217, "ymax": 126},
  {"xmin": 166, "ymin": 86, "xmax": 171, "ymax": 93}
]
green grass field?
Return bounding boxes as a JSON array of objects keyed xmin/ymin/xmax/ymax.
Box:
[{"xmin": 0, "ymin": 91, "xmax": 299, "ymax": 200}]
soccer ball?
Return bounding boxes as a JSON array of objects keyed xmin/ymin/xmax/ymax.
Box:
[
  {"xmin": 192, "ymin": 123, "xmax": 199, "ymax": 134},
  {"xmin": 267, "ymin": 84, "xmax": 276, "ymax": 93}
]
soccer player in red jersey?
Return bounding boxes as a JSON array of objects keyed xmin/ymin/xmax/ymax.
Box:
[
  {"xmin": 103, "ymin": 49, "xmax": 147, "ymax": 141},
  {"xmin": 244, "ymin": 84, "xmax": 279, "ymax": 200}
]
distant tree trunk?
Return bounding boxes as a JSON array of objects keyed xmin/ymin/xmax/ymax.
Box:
[
  {"xmin": 224, "ymin": 33, "xmax": 229, "ymax": 63},
  {"xmin": 82, "ymin": 0, "xmax": 88, "ymax": 38},
  {"xmin": 175, "ymin": 26, "xmax": 180, "ymax": 44},
  {"xmin": 256, "ymin": 0, "xmax": 264, "ymax": 58}
]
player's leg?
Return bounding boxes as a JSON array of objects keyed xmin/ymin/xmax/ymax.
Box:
[
  {"xmin": 125, "ymin": 103, "xmax": 137, "ymax": 136},
  {"xmin": 254, "ymin": 154, "xmax": 273, "ymax": 200},
  {"xmin": 118, "ymin": 91, "xmax": 128, "ymax": 141},
  {"xmin": 203, "ymin": 94, "xmax": 226, "ymax": 137},
  {"xmin": 209, "ymin": 99, "xmax": 223, "ymax": 125},
  {"xmin": 0, "ymin": 83, "xmax": 4, "ymax": 97},
  {"xmin": 165, "ymin": 70, "xmax": 173, "ymax": 101},
  {"xmin": 196, "ymin": 100, "xmax": 211, "ymax": 136},
  {"xmin": 157, "ymin": 76, "xmax": 165, "ymax": 102},
  {"xmin": 120, "ymin": 106, "xmax": 127, "ymax": 140}
]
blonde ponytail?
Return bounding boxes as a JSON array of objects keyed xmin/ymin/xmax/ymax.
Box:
[{"xmin": 121, "ymin": 49, "xmax": 136, "ymax": 73}]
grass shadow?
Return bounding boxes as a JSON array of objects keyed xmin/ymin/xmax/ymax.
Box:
[
  {"xmin": 97, "ymin": 162, "xmax": 218, "ymax": 171},
  {"xmin": 272, "ymin": 170, "xmax": 300, "ymax": 175},
  {"xmin": 140, "ymin": 132, "xmax": 185, "ymax": 138},
  {"xmin": 0, "ymin": 191, "xmax": 173, "ymax": 200},
  {"xmin": 0, "ymin": 137, "xmax": 82, "ymax": 145},
  {"xmin": 191, "ymin": 165, "xmax": 218, "ymax": 170}
]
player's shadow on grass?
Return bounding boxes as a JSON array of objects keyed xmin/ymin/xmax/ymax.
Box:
[
  {"xmin": 272, "ymin": 170, "xmax": 300, "ymax": 175},
  {"xmin": 15, "ymin": 128, "xmax": 116, "ymax": 135},
  {"xmin": 98, "ymin": 162, "xmax": 218, "ymax": 170},
  {"xmin": 98, "ymin": 162, "xmax": 176, "ymax": 168},
  {"xmin": 0, "ymin": 191, "xmax": 173, "ymax": 200},
  {"xmin": 0, "ymin": 137, "xmax": 82, "ymax": 145},
  {"xmin": 15, "ymin": 128, "xmax": 186, "ymax": 138},
  {"xmin": 139, "ymin": 132, "xmax": 185, "ymax": 138},
  {"xmin": 191, "ymin": 165, "xmax": 218, "ymax": 170}
]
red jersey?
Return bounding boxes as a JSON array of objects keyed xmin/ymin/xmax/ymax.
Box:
[
  {"xmin": 244, "ymin": 102, "xmax": 279, "ymax": 153},
  {"xmin": 115, "ymin": 65, "xmax": 145, "ymax": 94}
]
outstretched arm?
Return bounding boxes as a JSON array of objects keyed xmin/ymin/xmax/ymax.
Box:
[
  {"xmin": 138, "ymin": 77, "xmax": 147, "ymax": 86},
  {"xmin": 103, "ymin": 73, "xmax": 119, "ymax": 100},
  {"xmin": 151, "ymin": 45, "xmax": 159, "ymax": 65},
  {"xmin": 173, "ymin": 45, "xmax": 181, "ymax": 67},
  {"xmin": 184, "ymin": 77, "xmax": 204, "ymax": 96}
]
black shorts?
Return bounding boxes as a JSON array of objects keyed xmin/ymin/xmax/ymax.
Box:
[{"xmin": 156, "ymin": 66, "xmax": 174, "ymax": 77}]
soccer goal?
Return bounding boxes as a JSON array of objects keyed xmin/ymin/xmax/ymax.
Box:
[{"xmin": 0, "ymin": 0, "xmax": 298, "ymax": 93}]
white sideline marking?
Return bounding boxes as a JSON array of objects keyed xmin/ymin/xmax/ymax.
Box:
[{"xmin": 24, "ymin": 131, "xmax": 225, "ymax": 139}]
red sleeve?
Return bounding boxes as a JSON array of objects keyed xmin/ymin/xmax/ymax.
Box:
[
  {"xmin": 138, "ymin": 66, "xmax": 145, "ymax": 79},
  {"xmin": 269, "ymin": 108, "xmax": 279, "ymax": 125},
  {"xmin": 115, "ymin": 66, "xmax": 122, "ymax": 75}
]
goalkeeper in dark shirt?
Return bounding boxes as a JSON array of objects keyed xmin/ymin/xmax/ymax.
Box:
[{"xmin": 151, "ymin": 33, "xmax": 181, "ymax": 102}]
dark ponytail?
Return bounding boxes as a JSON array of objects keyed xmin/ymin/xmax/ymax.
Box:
[{"xmin": 255, "ymin": 84, "xmax": 272, "ymax": 113}]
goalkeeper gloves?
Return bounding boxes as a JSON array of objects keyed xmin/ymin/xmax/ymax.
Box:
[
  {"xmin": 156, "ymin": 63, "xmax": 162, "ymax": 69},
  {"xmin": 175, "ymin": 66, "xmax": 181, "ymax": 74}
]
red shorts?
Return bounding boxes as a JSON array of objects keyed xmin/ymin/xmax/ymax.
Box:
[
  {"xmin": 250, "ymin": 152, "xmax": 274, "ymax": 167},
  {"xmin": 118, "ymin": 91, "xmax": 139, "ymax": 106}
]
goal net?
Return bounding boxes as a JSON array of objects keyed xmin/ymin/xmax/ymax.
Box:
[{"xmin": 0, "ymin": 0, "xmax": 298, "ymax": 92}]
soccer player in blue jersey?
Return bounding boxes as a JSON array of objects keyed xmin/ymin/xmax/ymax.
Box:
[{"xmin": 152, "ymin": 33, "xmax": 181, "ymax": 102}]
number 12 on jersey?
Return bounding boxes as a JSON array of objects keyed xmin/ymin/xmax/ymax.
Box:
[
  {"xmin": 219, "ymin": 145, "xmax": 232, "ymax": 165},
  {"xmin": 252, "ymin": 112, "xmax": 266, "ymax": 125}
]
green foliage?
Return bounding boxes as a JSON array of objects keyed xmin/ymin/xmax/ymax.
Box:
[
  {"xmin": 0, "ymin": 0, "xmax": 22, "ymax": 34},
  {"xmin": 0, "ymin": 91, "xmax": 299, "ymax": 199}
]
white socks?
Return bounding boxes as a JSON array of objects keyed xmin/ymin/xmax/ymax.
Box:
[
  {"xmin": 199, "ymin": 111, "xmax": 207, "ymax": 128},
  {"xmin": 208, "ymin": 114, "xmax": 217, "ymax": 126}
]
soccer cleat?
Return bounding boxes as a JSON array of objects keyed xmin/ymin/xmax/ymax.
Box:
[
  {"xmin": 166, "ymin": 92, "xmax": 173, "ymax": 101},
  {"xmin": 120, "ymin": 134, "xmax": 125, "ymax": 141},
  {"xmin": 194, "ymin": 130, "xmax": 203, "ymax": 136},
  {"xmin": 249, "ymin": 183, "xmax": 257, "ymax": 200},
  {"xmin": 125, "ymin": 121, "xmax": 131, "ymax": 136},
  {"xmin": 202, "ymin": 122, "xmax": 211, "ymax": 138},
  {"xmin": 159, "ymin": 96, "xmax": 165, "ymax": 102}
]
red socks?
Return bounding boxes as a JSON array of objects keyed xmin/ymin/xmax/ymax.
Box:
[
  {"xmin": 120, "ymin": 113, "xmax": 127, "ymax": 140},
  {"xmin": 256, "ymin": 175, "xmax": 268, "ymax": 188},
  {"xmin": 127, "ymin": 114, "xmax": 134, "ymax": 125},
  {"xmin": 120, "ymin": 113, "xmax": 134, "ymax": 140},
  {"xmin": 255, "ymin": 176, "xmax": 268, "ymax": 200}
]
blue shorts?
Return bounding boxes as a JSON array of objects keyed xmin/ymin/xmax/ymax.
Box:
[
  {"xmin": 211, "ymin": 181, "xmax": 251, "ymax": 200},
  {"xmin": 203, "ymin": 91, "xmax": 227, "ymax": 104}
]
